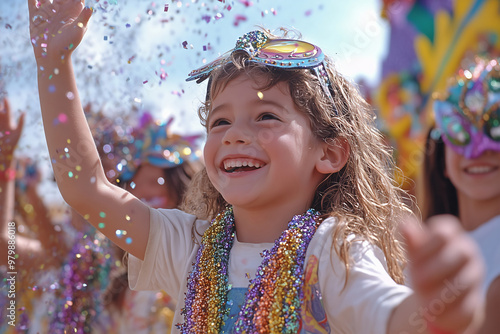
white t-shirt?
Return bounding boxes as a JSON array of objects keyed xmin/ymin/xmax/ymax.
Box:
[
  {"xmin": 468, "ymin": 215, "xmax": 500, "ymax": 293},
  {"xmin": 128, "ymin": 208, "xmax": 412, "ymax": 333}
]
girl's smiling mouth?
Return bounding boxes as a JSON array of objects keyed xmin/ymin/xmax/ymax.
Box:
[
  {"xmin": 464, "ymin": 165, "xmax": 498, "ymax": 175},
  {"xmin": 222, "ymin": 158, "xmax": 265, "ymax": 173}
]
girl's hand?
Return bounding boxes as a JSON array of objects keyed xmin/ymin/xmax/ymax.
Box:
[
  {"xmin": 403, "ymin": 215, "xmax": 485, "ymax": 333},
  {"xmin": 28, "ymin": 0, "xmax": 93, "ymax": 63},
  {"xmin": 0, "ymin": 98, "xmax": 25, "ymax": 162}
]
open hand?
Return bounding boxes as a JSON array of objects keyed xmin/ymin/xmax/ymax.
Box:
[
  {"xmin": 28, "ymin": 0, "xmax": 93, "ymax": 62},
  {"xmin": 0, "ymin": 98, "xmax": 25, "ymax": 161},
  {"xmin": 402, "ymin": 215, "xmax": 485, "ymax": 333}
]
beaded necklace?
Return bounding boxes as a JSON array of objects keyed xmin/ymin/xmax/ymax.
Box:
[{"xmin": 178, "ymin": 207, "xmax": 321, "ymax": 333}]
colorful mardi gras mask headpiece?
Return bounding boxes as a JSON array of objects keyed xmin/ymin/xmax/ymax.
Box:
[
  {"xmin": 90, "ymin": 111, "xmax": 202, "ymax": 183},
  {"xmin": 186, "ymin": 30, "xmax": 336, "ymax": 114},
  {"xmin": 433, "ymin": 56, "xmax": 500, "ymax": 159},
  {"xmin": 116, "ymin": 115, "xmax": 202, "ymax": 182}
]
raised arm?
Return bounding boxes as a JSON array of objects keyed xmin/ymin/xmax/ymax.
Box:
[
  {"xmin": 28, "ymin": 0, "xmax": 149, "ymax": 259},
  {"xmin": 0, "ymin": 98, "xmax": 24, "ymax": 230},
  {"xmin": 0, "ymin": 98, "xmax": 25, "ymax": 267},
  {"xmin": 388, "ymin": 215, "xmax": 485, "ymax": 334}
]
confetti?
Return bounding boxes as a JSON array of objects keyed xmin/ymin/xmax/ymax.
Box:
[
  {"xmin": 103, "ymin": 144, "xmax": 112, "ymax": 153},
  {"xmin": 58, "ymin": 113, "xmax": 68, "ymax": 123},
  {"xmin": 239, "ymin": 0, "xmax": 253, "ymax": 7},
  {"xmin": 233, "ymin": 15, "xmax": 247, "ymax": 26}
]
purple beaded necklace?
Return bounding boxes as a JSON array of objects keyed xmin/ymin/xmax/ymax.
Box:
[{"xmin": 178, "ymin": 207, "xmax": 321, "ymax": 333}]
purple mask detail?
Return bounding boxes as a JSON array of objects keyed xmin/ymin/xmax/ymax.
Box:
[
  {"xmin": 433, "ymin": 57, "xmax": 500, "ymax": 159},
  {"xmin": 434, "ymin": 100, "xmax": 500, "ymax": 158}
]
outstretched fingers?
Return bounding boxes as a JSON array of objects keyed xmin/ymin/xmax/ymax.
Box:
[
  {"xmin": 0, "ymin": 98, "xmax": 12, "ymax": 125},
  {"xmin": 402, "ymin": 215, "xmax": 485, "ymax": 332},
  {"xmin": 74, "ymin": 4, "xmax": 93, "ymax": 29},
  {"xmin": 0, "ymin": 98, "xmax": 25, "ymax": 153},
  {"xmin": 28, "ymin": 0, "xmax": 92, "ymax": 61}
]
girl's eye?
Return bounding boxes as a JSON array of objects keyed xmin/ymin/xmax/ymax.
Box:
[
  {"xmin": 210, "ymin": 119, "xmax": 230, "ymax": 128},
  {"xmin": 258, "ymin": 113, "xmax": 279, "ymax": 121}
]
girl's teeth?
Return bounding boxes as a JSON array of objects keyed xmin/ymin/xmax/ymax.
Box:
[
  {"xmin": 223, "ymin": 159, "xmax": 263, "ymax": 171},
  {"xmin": 466, "ymin": 166, "xmax": 494, "ymax": 174}
]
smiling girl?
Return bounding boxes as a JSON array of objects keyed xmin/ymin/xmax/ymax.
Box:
[{"xmin": 421, "ymin": 55, "xmax": 500, "ymax": 333}]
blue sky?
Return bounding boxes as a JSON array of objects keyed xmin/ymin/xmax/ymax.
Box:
[{"xmin": 0, "ymin": 0, "xmax": 389, "ymax": 202}]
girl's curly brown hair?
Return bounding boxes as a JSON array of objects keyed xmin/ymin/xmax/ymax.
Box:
[{"xmin": 182, "ymin": 29, "xmax": 412, "ymax": 284}]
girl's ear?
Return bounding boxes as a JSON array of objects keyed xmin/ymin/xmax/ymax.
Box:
[{"xmin": 316, "ymin": 137, "xmax": 350, "ymax": 174}]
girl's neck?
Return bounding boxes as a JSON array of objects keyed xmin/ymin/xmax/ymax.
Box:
[
  {"xmin": 233, "ymin": 201, "xmax": 312, "ymax": 243},
  {"xmin": 458, "ymin": 195, "xmax": 500, "ymax": 231}
]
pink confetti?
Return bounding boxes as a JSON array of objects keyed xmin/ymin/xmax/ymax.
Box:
[
  {"xmin": 164, "ymin": 4, "xmax": 169, "ymax": 11},
  {"xmin": 239, "ymin": 0, "xmax": 253, "ymax": 7},
  {"xmin": 58, "ymin": 113, "xmax": 68, "ymax": 123},
  {"xmin": 233, "ymin": 15, "xmax": 247, "ymax": 26}
]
